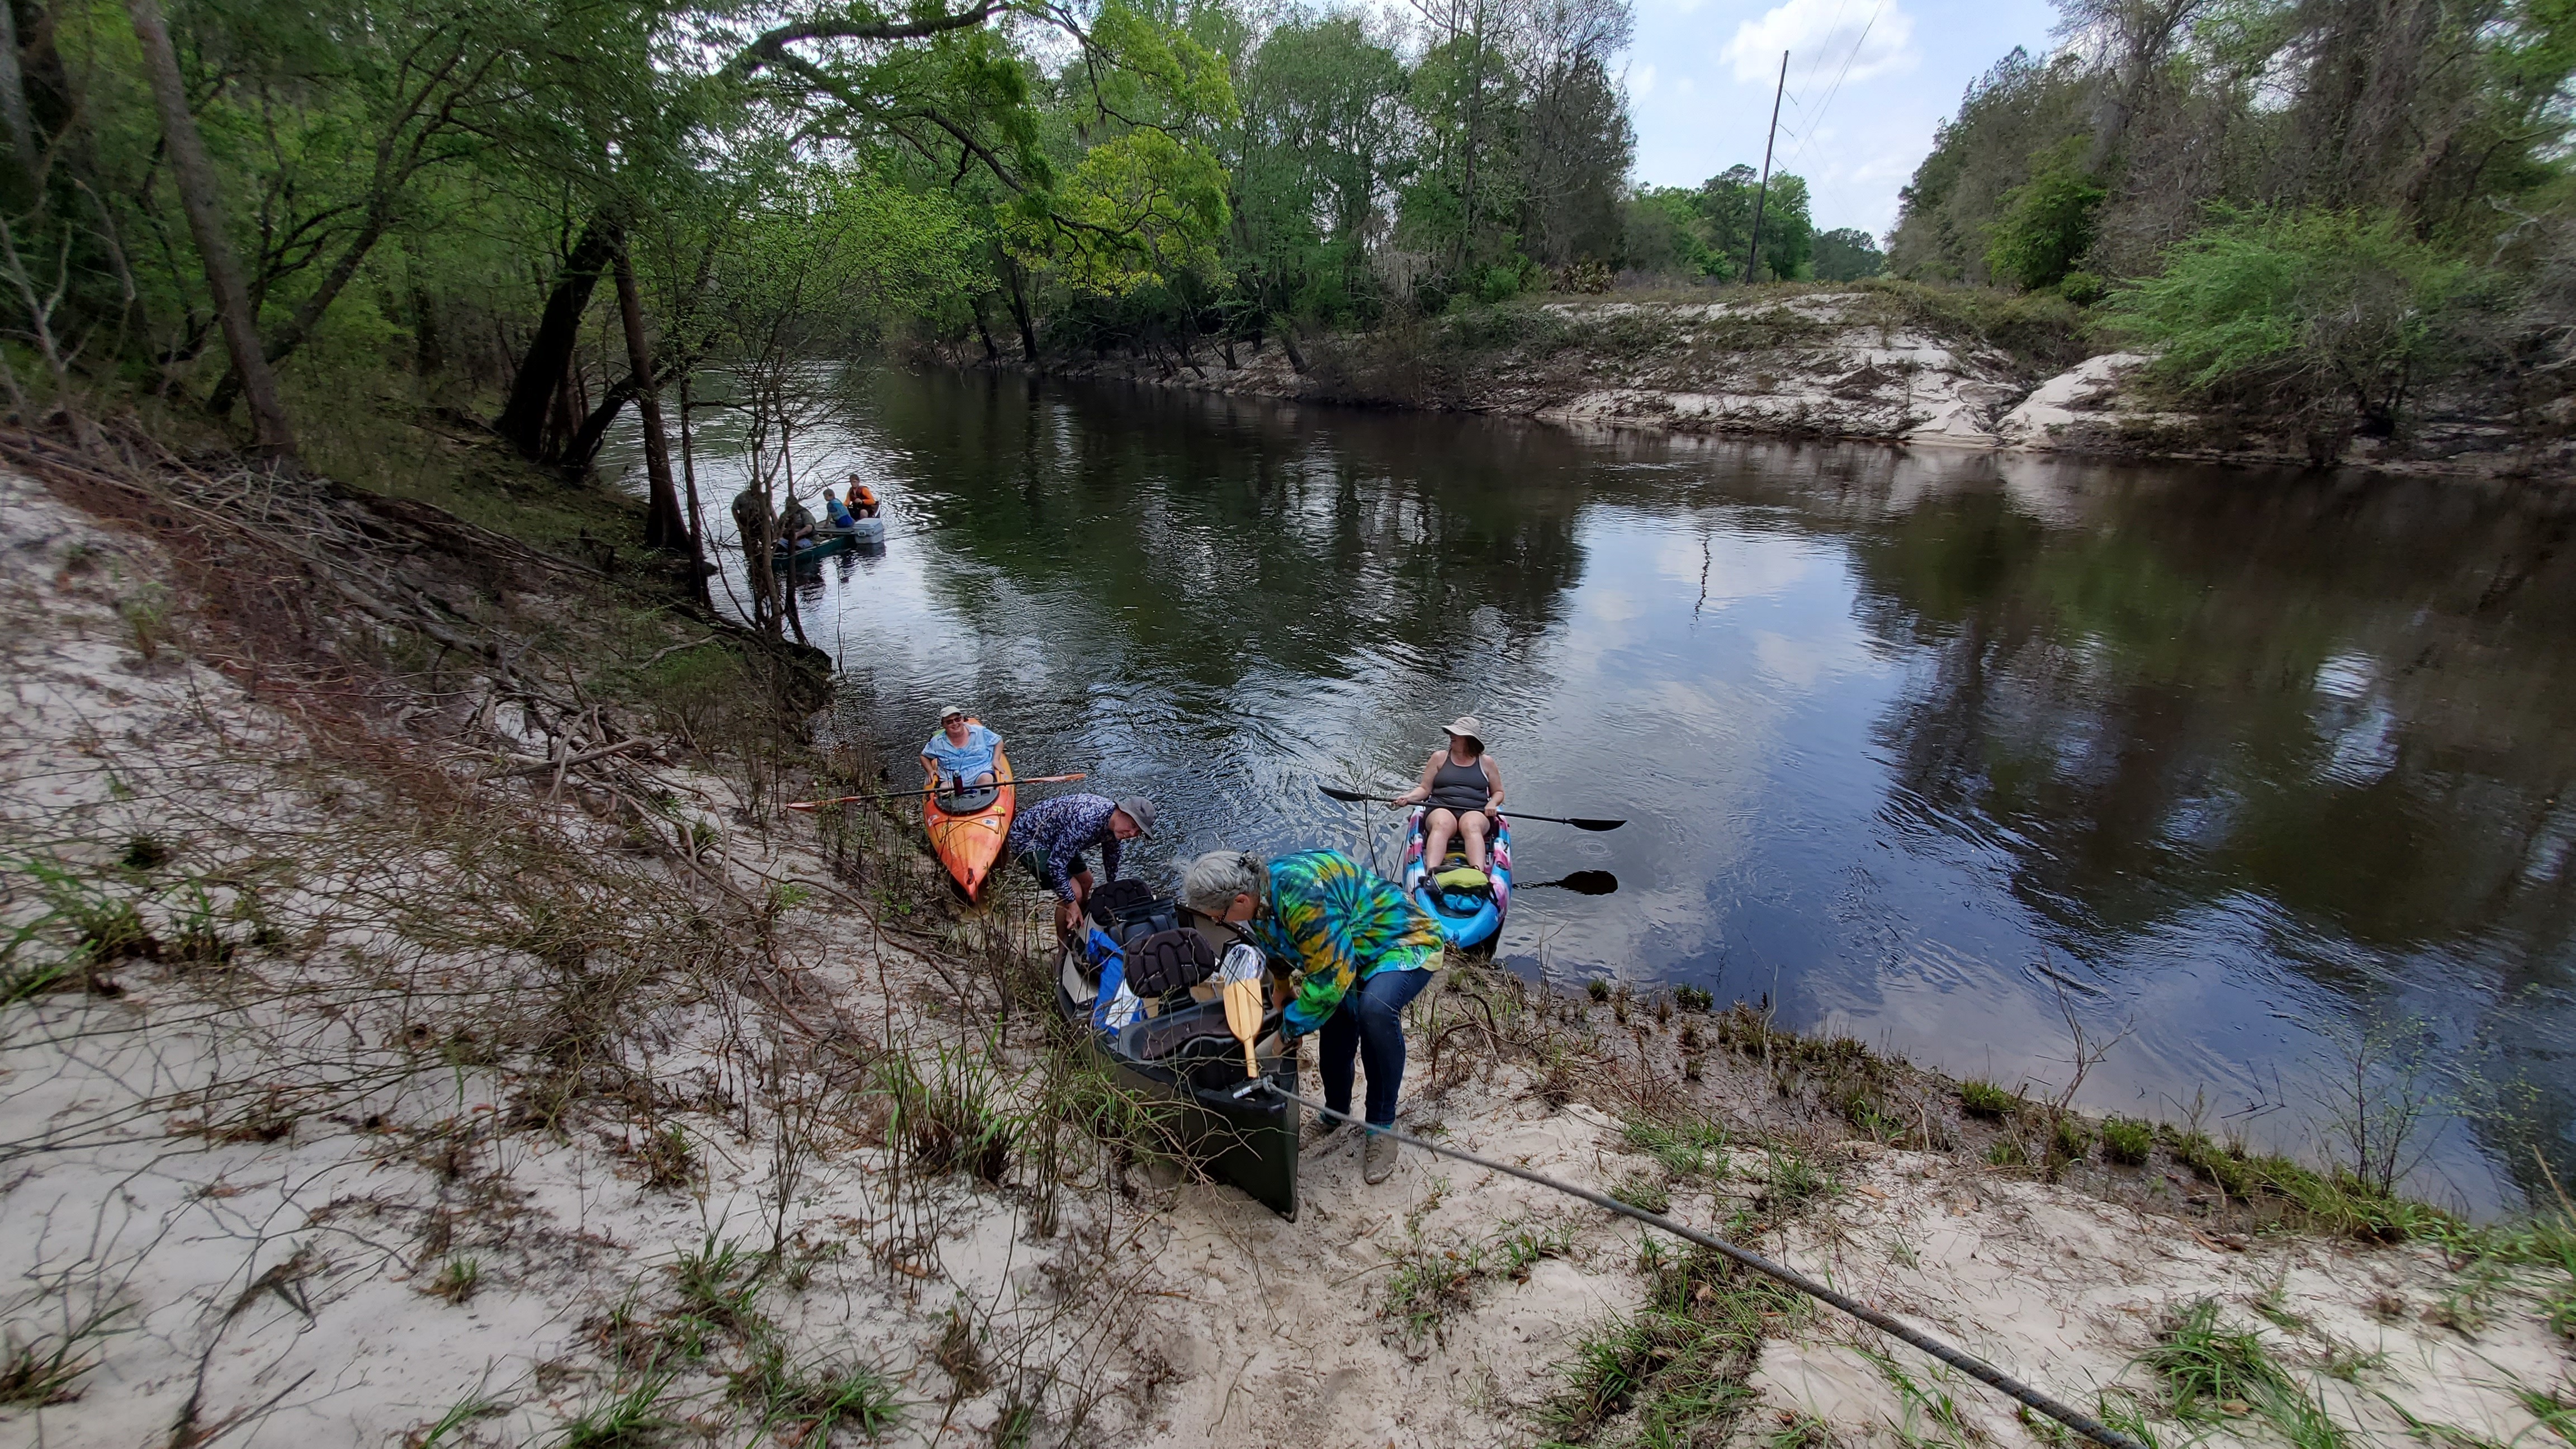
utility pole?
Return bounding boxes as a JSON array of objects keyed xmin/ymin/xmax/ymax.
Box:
[{"xmin": 1745, "ymin": 50, "xmax": 1788, "ymax": 286}]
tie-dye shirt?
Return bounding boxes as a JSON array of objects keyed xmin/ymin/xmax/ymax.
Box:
[{"xmin": 1247, "ymin": 850, "xmax": 1445, "ymax": 1037}]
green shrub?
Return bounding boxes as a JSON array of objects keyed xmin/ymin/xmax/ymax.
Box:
[
  {"xmin": 2101, "ymin": 1116, "xmax": 2154, "ymax": 1166},
  {"xmin": 2052, "ymin": 1114, "xmax": 2094, "ymax": 1161},
  {"xmin": 2105, "ymin": 205, "xmax": 2481, "ymax": 442},
  {"xmin": 2057, "ymin": 269, "xmax": 2105, "ymax": 305},
  {"xmin": 1674, "ymin": 985, "xmax": 1714, "ymax": 1012},
  {"xmin": 1960, "ymin": 1079, "xmax": 2017, "ymax": 1119}
]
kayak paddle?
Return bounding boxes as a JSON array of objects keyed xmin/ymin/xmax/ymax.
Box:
[
  {"xmin": 1220, "ymin": 945, "xmax": 1267, "ymax": 1080},
  {"xmin": 1516, "ymin": 871, "xmax": 1620, "ymax": 895},
  {"xmin": 1316, "ymin": 784, "xmax": 1626, "ymax": 831},
  {"xmin": 786, "ymin": 772, "xmax": 1086, "ymax": 811}
]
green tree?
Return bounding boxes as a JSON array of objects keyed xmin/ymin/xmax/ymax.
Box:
[
  {"xmin": 1982, "ymin": 136, "xmax": 2105, "ymax": 290},
  {"xmin": 1812, "ymin": 227, "xmax": 1886, "ymax": 281},
  {"xmin": 2105, "ymin": 206, "xmax": 2480, "ymax": 444}
]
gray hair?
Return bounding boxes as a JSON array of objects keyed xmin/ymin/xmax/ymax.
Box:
[{"xmin": 1180, "ymin": 850, "xmax": 1268, "ymax": 915}]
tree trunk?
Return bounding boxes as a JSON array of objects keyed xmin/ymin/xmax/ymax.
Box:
[
  {"xmin": 497, "ymin": 209, "xmax": 622, "ymax": 458},
  {"xmin": 972, "ymin": 298, "xmax": 1000, "ymax": 362},
  {"xmin": 0, "ymin": 0, "xmax": 40, "ymax": 202},
  {"xmin": 678, "ymin": 370, "xmax": 708, "ymax": 608},
  {"xmin": 127, "ymin": 0, "xmax": 296, "ymax": 460},
  {"xmin": 1005, "ymin": 259, "xmax": 1039, "ymax": 366},
  {"xmin": 547, "ymin": 355, "xmax": 583, "ymax": 461},
  {"xmin": 207, "ymin": 197, "xmax": 396, "ymax": 414},
  {"xmin": 561, "ymin": 372, "xmax": 637, "ymax": 471},
  {"xmin": 614, "ymin": 246, "xmax": 685, "ymax": 550}
]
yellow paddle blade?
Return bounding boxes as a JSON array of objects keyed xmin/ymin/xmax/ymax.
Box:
[{"xmin": 1222, "ymin": 977, "xmax": 1264, "ymax": 1079}]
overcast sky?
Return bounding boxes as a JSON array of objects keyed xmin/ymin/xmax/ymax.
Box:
[{"xmin": 1623, "ymin": 0, "xmax": 2062, "ymax": 242}]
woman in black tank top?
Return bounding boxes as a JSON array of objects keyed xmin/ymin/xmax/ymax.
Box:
[{"xmin": 1391, "ymin": 714, "xmax": 1506, "ymax": 874}]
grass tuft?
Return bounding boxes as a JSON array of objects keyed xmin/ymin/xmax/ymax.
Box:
[
  {"xmin": 1959, "ymin": 1079, "xmax": 2018, "ymax": 1119},
  {"xmin": 2102, "ymin": 1116, "xmax": 2154, "ymax": 1166}
]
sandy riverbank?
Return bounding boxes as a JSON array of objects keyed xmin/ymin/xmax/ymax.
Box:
[{"xmin": 2, "ymin": 448, "xmax": 2570, "ymax": 1448}]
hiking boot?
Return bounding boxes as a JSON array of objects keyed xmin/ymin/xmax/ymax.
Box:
[
  {"xmin": 1303, "ymin": 1114, "xmax": 1348, "ymax": 1150},
  {"xmin": 1363, "ymin": 1128, "xmax": 1398, "ymax": 1184}
]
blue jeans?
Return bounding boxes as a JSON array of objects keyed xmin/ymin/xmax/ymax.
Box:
[{"xmin": 1319, "ymin": 966, "xmax": 1433, "ymax": 1128}]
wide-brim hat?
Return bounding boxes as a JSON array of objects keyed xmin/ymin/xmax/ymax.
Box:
[
  {"xmin": 1441, "ymin": 715, "xmax": 1484, "ymax": 744},
  {"xmin": 1115, "ymin": 796, "xmax": 1157, "ymax": 836}
]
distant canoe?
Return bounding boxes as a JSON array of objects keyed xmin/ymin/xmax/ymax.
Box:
[{"xmin": 770, "ymin": 519, "xmax": 880, "ymax": 566}]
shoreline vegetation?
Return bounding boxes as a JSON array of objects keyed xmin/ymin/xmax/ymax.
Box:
[
  {"xmin": 943, "ymin": 279, "xmax": 2575, "ymax": 480},
  {"xmin": 3, "ymin": 426, "xmax": 2571, "ymax": 1446}
]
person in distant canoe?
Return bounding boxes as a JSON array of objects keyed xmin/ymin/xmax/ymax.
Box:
[
  {"xmin": 778, "ymin": 493, "xmax": 817, "ymax": 545},
  {"xmin": 921, "ymin": 705, "xmax": 1002, "ymax": 797},
  {"xmin": 730, "ymin": 485, "xmax": 770, "ymax": 551},
  {"xmin": 1181, "ymin": 848, "xmax": 1445, "ymax": 1185},
  {"xmin": 1010, "ymin": 793, "xmax": 1155, "ymax": 940},
  {"xmin": 1390, "ymin": 714, "xmax": 1505, "ymax": 875},
  {"xmin": 821, "ymin": 487, "xmax": 860, "ymax": 531},
  {"xmin": 844, "ymin": 472, "xmax": 881, "ymax": 519}
]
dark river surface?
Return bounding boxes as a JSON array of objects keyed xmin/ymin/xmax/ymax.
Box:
[{"xmin": 622, "ymin": 366, "xmax": 2576, "ymax": 1213}]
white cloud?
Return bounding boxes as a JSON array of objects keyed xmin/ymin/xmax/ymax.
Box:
[
  {"xmin": 1632, "ymin": 63, "xmax": 1658, "ymax": 96},
  {"xmin": 1722, "ymin": 0, "xmax": 1918, "ymax": 88}
]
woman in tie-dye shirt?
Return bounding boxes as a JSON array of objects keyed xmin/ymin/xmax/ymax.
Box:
[{"xmin": 1181, "ymin": 849, "xmax": 1445, "ymax": 1184}]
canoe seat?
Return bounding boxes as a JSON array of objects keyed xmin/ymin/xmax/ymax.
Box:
[{"xmin": 1120, "ymin": 1000, "xmax": 1240, "ymax": 1063}]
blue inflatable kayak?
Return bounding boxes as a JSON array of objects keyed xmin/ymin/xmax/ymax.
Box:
[{"xmin": 1399, "ymin": 807, "xmax": 1512, "ymax": 951}]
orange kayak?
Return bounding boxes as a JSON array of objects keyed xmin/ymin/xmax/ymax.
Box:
[{"xmin": 924, "ymin": 742, "xmax": 1015, "ymax": 899}]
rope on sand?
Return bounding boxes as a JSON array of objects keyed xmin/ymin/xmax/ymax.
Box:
[{"xmin": 1255, "ymin": 1082, "xmax": 2146, "ymax": 1449}]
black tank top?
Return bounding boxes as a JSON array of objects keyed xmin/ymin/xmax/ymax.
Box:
[{"xmin": 1427, "ymin": 754, "xmax": 1490, "ymax": 811}]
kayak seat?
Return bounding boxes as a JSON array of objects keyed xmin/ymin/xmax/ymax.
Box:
[
  {"xmin": 937, "ymin": 783, "xmax": 1000, "ymax": 813},
  {"xmin": 1119, "ymin": 999, "xmax": 1240, "ymax": 1063},
  {"xmin": 1086, "ymin": 879, "xmax": 1168, "ymax": 930}
]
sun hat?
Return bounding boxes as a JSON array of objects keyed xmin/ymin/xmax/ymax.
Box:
[
  {"xmin": 1115, "ymin": 796, "xmax": 1157, "ymax": 836},
  {"xmin": 937, "ymin": 704, "xmax": 968, "ymax": 722},
  {"xmin": 1441, "ymin": 715, "xmax": 1484, "ymax": 744}
]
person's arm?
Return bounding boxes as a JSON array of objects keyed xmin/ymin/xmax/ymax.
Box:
[
  {"xmin": 921, "ymin": 750, "xmax": 940, "ymax": 787},
  {"xmin": 1040, "ymin": 823, "xmax": 1082, "ymax": 902},
  {"xmin": 1390, "ymin": 751, "xmax": 1441, "ymax": 807},
  {"xmin": 1484, "ymin": 756, "xmax": 1504, "ymax": 811}
]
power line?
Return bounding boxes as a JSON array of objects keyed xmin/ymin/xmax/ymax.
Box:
[
  {"xmin": 1782, "ymin": 0, "xmax": 1891, "ymax": 183},
  {"xmin": 1256, "ymin": 1081, "xmax": 2148, "ymax": 1449}
]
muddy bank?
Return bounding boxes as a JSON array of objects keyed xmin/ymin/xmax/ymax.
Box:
[
  {"xmin": 997, "ymin": 286, "xmax": 2573, "ymax": 479},
  {"xmin": 2, "ymin": 438, "xmax": 2570, "ymax": 1448}
]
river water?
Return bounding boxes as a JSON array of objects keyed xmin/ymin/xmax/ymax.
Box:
[{"xmin": 626, "ymin": 365, "xmax": 2575, "ymax": 1213}]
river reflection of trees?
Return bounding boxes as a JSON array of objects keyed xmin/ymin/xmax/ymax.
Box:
[
  {"xmin": 1833, "ymin": 463, "xmax": 2576, "ymax": 1197},
  {"xmin": 859, "ymin": 370, "xmax": 1596, "ymax": 692}
]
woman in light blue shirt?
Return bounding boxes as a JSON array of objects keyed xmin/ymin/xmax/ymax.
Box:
[{"xmin": 921, "ymin": 705, "xmax": 1002, "ymax": 794}]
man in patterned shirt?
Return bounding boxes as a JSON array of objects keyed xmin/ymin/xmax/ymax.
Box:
[{"xmin": 1008, "ymin": 792, "xmax": 1156, "ymax": 938}]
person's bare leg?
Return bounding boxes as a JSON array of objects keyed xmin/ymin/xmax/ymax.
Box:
[
  {"xmin": 1459, "ymin": 810, "xmax": 1490, "ymax": 872},
  {"xmin": 1423, "ymin": 808, "xmax": 1459, "ymax": 877}
]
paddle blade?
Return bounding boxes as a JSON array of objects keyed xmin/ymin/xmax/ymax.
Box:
[
  {"xmin": 1223, "ymin": 977, "xmax": 1265, "ymax": 1079},
  {"xmin": 1317, "ymin": 784, "xmax": 1376, "ymax": 803},
  {"xmin": 1554, "ymin": 870, "xmax": 1620, "ymax": 895},
  {"xmin": 1568, "ymin": 818, "xmax": 1627, "ymax": 832}
]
